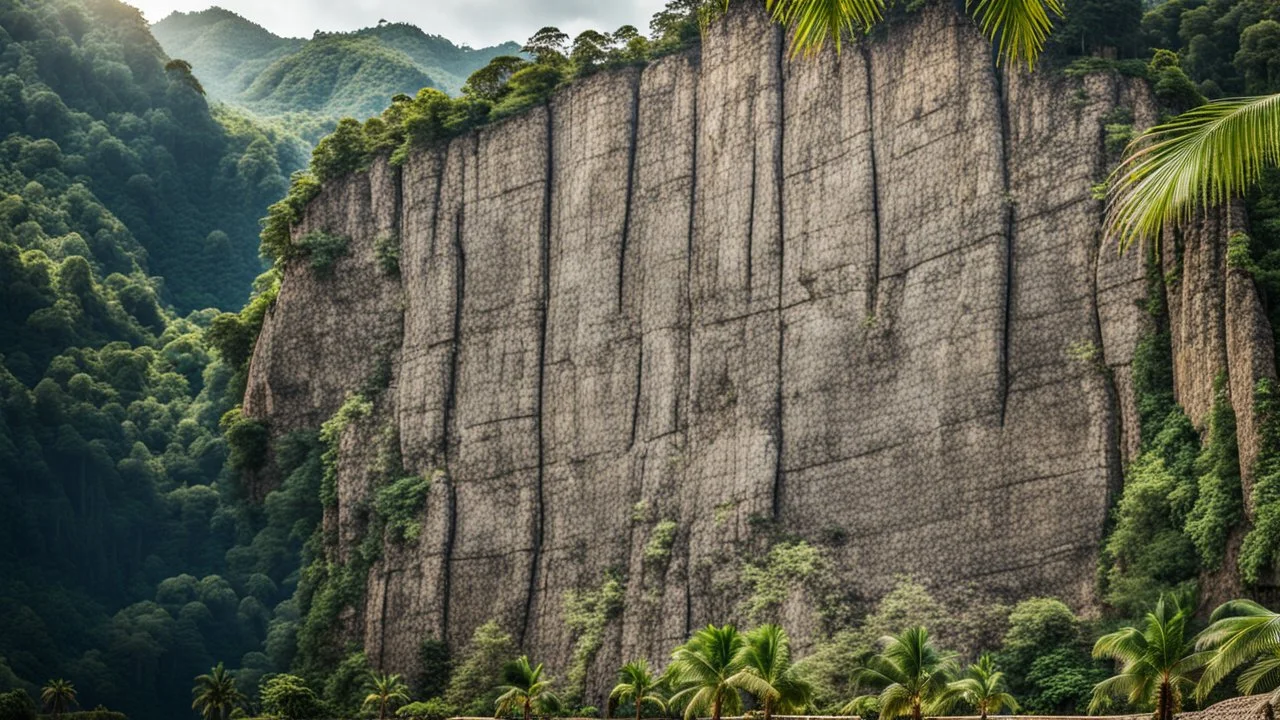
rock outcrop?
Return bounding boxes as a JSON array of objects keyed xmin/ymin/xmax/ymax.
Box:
[{"xmin": 242, "ymin": 3, "xmax": 1277, "ymax": 705}]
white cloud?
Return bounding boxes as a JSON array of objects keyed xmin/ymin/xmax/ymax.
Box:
[{"xmin": 132, "ymin": 0, "xmax": 671, "ymax": 48}]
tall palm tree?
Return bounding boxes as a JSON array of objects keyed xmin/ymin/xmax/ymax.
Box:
[
  {"xmin": 841, "ymin": 627, "xmax": 957, "ymax": 720},
  {"xmin": 1089, "ymin": 596, "xmax": 1208, "ymax": 720},
  {"xmin": 1194, "ymin": 599, "xmax": 1280, "ymax": 708},
  {"xmin": 727, "ymin": 624, "xmax": 813, "ymax": 720},
  {"xmin": 943, "ymin": 654, "xmax": 1019, "ymax": 720},
  {"xmin": 41, "ymin": 679, "xmax": 77, "ymax": 719},
  {"xmin": 761, "ymin": 0, "xmax": 1064, "ymax": 67},
  {"xmin": 609, "ymin": 659, "xmax": 667, "ymax": 720},
  {"xmin": 191, "ymin": 664, "xmax": 245, "ymax": 720},
  {"xmin": 495, "ymin": 656, "xmax": 559, "ymax": 720},
  {"xmin": 363, "ymin": 671, "xmax": 411, "ymax": 720},
  {"xmin": 667, "ymin": 624, "xmax": 746, "ymax": 720}
]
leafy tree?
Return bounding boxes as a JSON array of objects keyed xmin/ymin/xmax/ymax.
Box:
[
  {"xmin": 1194, "ymin": 599, "xmax": 1280, "ymax": 706},
  {"xmin": 727, "ymin": 625, "xmax": 811, "ymax": 720},
  {"xmin": 1089, "ymin": 596, "xmax": 1206, "ymax": 720},
  {"xmin": 260, "ymin": 674, "xmax": 325, "ymax": 720},
  {"xmin": 667, "ymin": 625, "xmax": 745, "ymax": 720},
  {"xmin": 494, "ymin": 657, "xmax": 558, "ymax": 720},
  {"xmin": 943, "ymin": 654, "xmax": 1018, "ymax": 720},
  {"xmin": 191, "ymin": 664, "xmax": 245, "ymax": 720},
  {"xmin": 571, "ymin": 31, "xmax": 614, "ymax": 73},
  {"xmin": 0, "ymin": 690, "xmax": 36, "ymax": 720},
  {"xmin": 609, "ymin": 660, "xmax": 666, "ymax": 720},
  {"xmin": 364, "ymin": 672, "xmax": 411, "ymax": 720},
  {"xmin": 445, "ymin": 621, "xmax": 516, "ymax": 716},
  {"xmin": 840, "ymin": 627, "xmax": 956, "ymax": 720},
  {"xmin": 1236, "ymin": 20, "xmax": 1280, "ymax": 94},
  {"xmin": 39, "ymin": 680, "xmax": 76, "ymax": 718},
  {"xmin": 522, "ymin": 27, "xmax": 570, "ymax": 64}
]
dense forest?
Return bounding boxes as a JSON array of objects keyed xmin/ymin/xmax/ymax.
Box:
[
  {"xmin": 4, "ymin": 0, "xmax": 1280, "ymax": 719},
  {"xmin": 151, "ymin": 9, "xmax": 520, "ymax": 140}
]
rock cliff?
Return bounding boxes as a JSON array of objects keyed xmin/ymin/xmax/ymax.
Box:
[{"xmin": 242, "ymin": 3, "xmax": 1277, "ymax": 704}]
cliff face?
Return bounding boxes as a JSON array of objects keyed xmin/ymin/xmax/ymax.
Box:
[{"xmin": 243, "ymin": 3, "xmax": 1277, "ymax": 703}]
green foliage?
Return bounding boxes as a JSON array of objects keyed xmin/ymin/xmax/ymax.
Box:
[
  {"xmin": 1185, "ymin": 379, "xmax": 1244, "ymax": 570},
  {"xmin": 397, "ymin": 698, "xmax": 455, "ymax": 720},
  {"xmin": 374, "ymin": 233, "xmax": 401, "ymax": 276},
  {"xmin": 444, "ymin": 621, "xmax": 516, "ymax": 716},
  {"xmin": 415, "ymin": 639, "xmax": 451, "ymax": 700},
  {"xmin": 1102, "ymin": 107, "xmax": 1136, "ymax": 155},
  {"xmin": 563, "ymin": 573, "xmax": 625, "ymax": 702},
  {"xmin": 259, "ymin": 173, "xmax": 322, "ymax": 268},
  {"xmin": 995, "ymin": 599, "xmax": 1103, "ymax": 715},
  {"xmin": 841, "ymin": 627, "xmax": 956, "ymax": 719},
  {"xmin": 1089, "ymin": 595, "xmax": 1200, "ymax": 718},
  {"xmin": 295, "ymin": 231, "xmax": 350, "ymax": 278},
  {"xmin": 375, "ymin": 473, "xmax": 433, "ymax": 543},
  {"xmin": 321, "ymin": 652, "xmax": 371, "ymax": 715},
  {"xmin": 221, "ymin": 408, "xmax": 270, "ymax": 473},
  {"xmin": 1149, "ymin": 50, "xmax": 1206, "ymax": 112},
  {"xmin": 0, "ymin": 690, "xmax": 36, "ymax": 720},
  {"xmin": 319, "ymin": 393, "xmax": 373, "ymax": 507},
  {"xmin": 667, "ymin": 625, "xmax": 744, "ymax": 720},
  {"xmin": 643, "ymin": 520, "xmax": 678, "ymax": 564},
  {"xmin": 258, "ymin": 674, "xmax": 324, "ymax": 720},
  {"xmin": 739, "ymin": 541, "xmax": 829, "ymax": 623},
  {"xmin": 1240, "ymin": 378, "xmax": 1280, "ymax": 583}
]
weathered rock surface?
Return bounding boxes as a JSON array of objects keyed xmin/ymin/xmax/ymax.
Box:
[{"xmin": 243, "ymin": 3, "xmax": 1277, "ymax": 706}]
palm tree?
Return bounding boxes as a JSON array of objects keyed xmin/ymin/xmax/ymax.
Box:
[
  {"xmin": 761, "ymin": 0, "xmax": 1064, "ymax": 67},
  {"xmin": 943, "ymin": 654, "xmax": 1019, "ymax": 720},
  {"xmin": 41, "ymin": 679, "xmax": 77, "ymax": 719},
  {"xmin": 841, "ymin": 627, "xmax": 956, "ymax": 720},
  {"xmin": 609, "ymin": 659, "xmax": 667, "ymax": 720},
  {"xmin": 363, "ymin": 671, "xmax": 411, "ymax": 720},
  {"xmin": 667, "ymin": 624, "xmax": 745, "ymax": 720},
  {"xmin": 495, "ymin": 656, "xmax": 559, "ymax": 720},
  {"xmin": 191, "ymin": 664, "xmax": 245, "ymax": 720},
  {"xmin": 1194, "ymin": 599, "xmax": 1280, "ymax": 709},
  {"xmin": 727, "ymin": 624, "xmax": 813, "ymax": 720},
  {"xmin": 1089, "ymin": 596, "xmax": 1208, "ymax": 720}
]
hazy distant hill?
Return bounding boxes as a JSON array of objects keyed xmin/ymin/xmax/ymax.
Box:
[{"xmin": 153, "ymin": 8, "xmax": 521, "ymax": 119}]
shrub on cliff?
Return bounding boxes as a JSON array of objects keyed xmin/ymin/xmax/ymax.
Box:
[{"xmin": 444, "ymin": 621, "xmax": 516, "ymax": 716}]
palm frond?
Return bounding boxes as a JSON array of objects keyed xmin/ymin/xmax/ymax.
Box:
[
  {"xmin": 1106, "ymin": 93, "xmax": 1280, "ymax": 253},
  {"xmin": 967, "ymin": 0, "xmax": 1064, "ymax": 69},
  {"xmin": 1239, "ymin": 653, "xmax": 1280, "ymax": 695},
  {"xmin": 765, "ymin": 0, "xmax": 885, "ymax": 56}
]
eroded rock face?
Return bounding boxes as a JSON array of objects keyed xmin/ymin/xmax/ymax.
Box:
[{"xmin": 243, "ymin": 3, "xmax": 1276, "ymax": 705}]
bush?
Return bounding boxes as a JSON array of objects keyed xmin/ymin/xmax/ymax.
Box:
[
  {"xmin": 259, "ymin": 674, "xmax": 325, "ymax": 720},
  {"xmin": 221, "ymin": 407, "xmax": 270, "ymax": 473},
  {"xmin": 296, "ymin": 231, "xmax": 350, "ymax": 278},
  {"xmin": 397, "ymin": 698, "xmax": 455, "ymax": 720},
  {"xmin": 416, "ymin": 637, "xmax": 452, "ymax": 699},
  {"xmin": 376, "ymin": 474, "xmax": 433, "ymax": 543},
  {"xmin": 444, "ymin": 621, "xmax": 515, "ymax": 716},
  {"xmin": 0, "ymin": 690, "xmax": 35, "ymax": 720},
  {"xmin": 375, "ymin": 233, "xmax": 400, "ymax": 276}
]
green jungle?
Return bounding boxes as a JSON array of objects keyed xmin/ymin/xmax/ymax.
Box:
[{"xmin": 6, "ymin": 0, "xmax": 1280, "ymax": 719}]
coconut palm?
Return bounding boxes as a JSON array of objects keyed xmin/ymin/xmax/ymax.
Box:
[
  {"xmin": 41, "ymin": 679, "xmax": 77, "ymax": 719},
  {"xmin": 727, "ymin": 624, "xmax": 812, "ymax": 720},
  {"xmin": 495, "ymin": 656, "xmax": 559, "ymax": 720},
  {"xmin": 191, "ymin": 664, "xmax": 245, "ymax": 720},
  {"xmin": 1089, "ymin": 595, "xmax": 1208, "ymax": 720},
  {"xmin": 1194, "ymin": 599, "xmax": 1280, "ymax": 709},
  {"xmin": 942, "ymin": 654, "xmax": 1019, "ymax": 720},
  {"xmin": 609, "ymin": 659, "xmax": 667, "ymax": 720},
  {"xmin": 667, "ymin": 624, "xmax": 746, "ymax": 720},
  {"xmin": 762, "ymin": 0, "xmax": 1064, "ymax": 67},
  {"xmin": 363, "ymin": 671, "xmax": 411, "ymax": 720},
  {"xmin": 841, "ymin": 627, "xmax": 957, "ymax": 720}
]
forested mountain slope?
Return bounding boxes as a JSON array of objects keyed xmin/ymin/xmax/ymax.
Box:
[
  {"xmin": 152, "ymin": 9, "xmax": 520, "ymax": 120},
  {"xmin": 0, "ymin": 0, "xmax": 313, "ymax": 717}
]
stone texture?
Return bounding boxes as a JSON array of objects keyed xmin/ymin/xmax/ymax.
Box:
[{"xmin": 242, "ymin": 2, "xmax": 1278, "ymax": 708}]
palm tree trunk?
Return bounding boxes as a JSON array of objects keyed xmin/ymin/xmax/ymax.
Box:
[
  {"xmin": 524, "ymin": 697, "xmax": 532, "ymax": 720},
  {"xmin": 912, "ymin": 701, "xmax": 922, "ymax": 720},
  {"xmin": 636, "ymin": 700, "xmax": 642, "ymax": 720},
  {"xmin": 764, "ymin": 698, "xmax": 772, "ymax": 720},
  {"xmin": 712, "ymin": 695, "xmax": 722, "ymax": 720}
]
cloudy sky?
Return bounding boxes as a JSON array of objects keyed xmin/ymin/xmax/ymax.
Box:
[{"xmin": 130, "ymin": 0, "xmax": 672, "ymax": 48}]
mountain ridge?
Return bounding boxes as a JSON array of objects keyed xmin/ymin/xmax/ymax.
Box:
[{"xmin": 152, "ymin": 7, "xmax": 521, "ymax": 118}]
